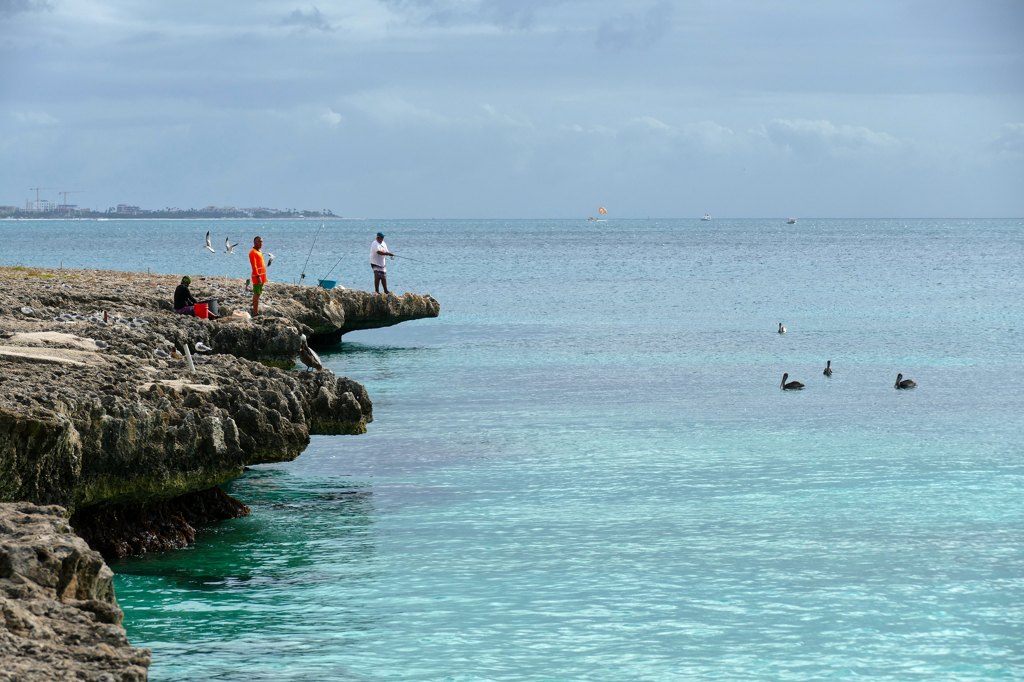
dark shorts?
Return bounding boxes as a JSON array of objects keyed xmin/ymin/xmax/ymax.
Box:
[
  {"xmin": 252, "ymin": 282, "xmax": 264, "ymax": 295},
  {"xmin": 372, "ymin": 264, "xmax": 387, "ymax": 278}
]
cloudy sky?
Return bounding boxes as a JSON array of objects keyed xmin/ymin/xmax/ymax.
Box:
[{"xmin": 2, "ymin": 0, "xmax": 1022, "ymax": 217}]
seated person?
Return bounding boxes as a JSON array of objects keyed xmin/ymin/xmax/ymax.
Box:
[
  {"xmin": 173, "ymin": 276, "xmax": 217, "ymax": 318},
  {"xmin": 174, "ymin": 276, "xmax": 198, "ymax": 315}
]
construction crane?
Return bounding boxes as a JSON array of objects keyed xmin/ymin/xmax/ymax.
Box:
[
  {"xmin": 59, "ymin": 190, "xmax": 84, "ymax": 207},
  {"xmin": 29, "ymin": 187, "xmax": 56, "ymax": 205}
]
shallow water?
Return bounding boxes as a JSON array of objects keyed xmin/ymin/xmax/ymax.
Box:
[{"xmin": 7, "ymin": 218, "xmax": 1023, "ymax": 680}]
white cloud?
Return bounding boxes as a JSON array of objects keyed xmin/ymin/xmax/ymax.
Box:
[
  {"xmin": 344, "ymin": 92, "xmax": 450, "ymax": 127},
  {"xmin": 762, "ymin": 118, "xmax": 900, "ymax": 158},
  {"xmin": 11, "ymin": 111, "xmax": 60, "ymax": 125},
  {"xmin": 320, "ymin": 109, "xmax": 343, "ymax": 125}
]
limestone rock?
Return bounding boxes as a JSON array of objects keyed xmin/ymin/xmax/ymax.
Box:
[{"xmin": 0, "ymin": 502, "xmax": 150, "ymax": 681}]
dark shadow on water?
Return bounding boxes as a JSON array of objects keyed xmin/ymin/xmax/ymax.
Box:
[{"xmin": 317, "ymin": 341, "xmax": 439, "ymax": 360}]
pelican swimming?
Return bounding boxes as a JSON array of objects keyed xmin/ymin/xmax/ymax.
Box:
[
  {"xmin": 224, "ymin": 238, "xmax": 239, "ymax": 254},
  {"xmin": 778, "ymin": 323, "xmax": 786, "ymax": 334},
  {"xmin": 781, "ymin": 373, "xmax": 804, "ymax": 390},
  {"xmin": 299, "ymin": 334, "xmax": 323, "ymax": 372},
  {"xmin": 895, "ymin": 373, "xmax": 916, "ymax": 389},
  {"xmin": 823, "ymin": 360, "xmax": 833, "ymax": 376},
  {"xmin": 205, "ymin": 231, "xmax": 216, "ymax": 252}
]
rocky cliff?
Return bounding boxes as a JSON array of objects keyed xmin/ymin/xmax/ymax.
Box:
[
  {"xmin": 0, "ymin": 266, "xmax": 440, "ymax": 680},
  {"xmin": 0, "ymin": 502, "xmax": 151, "ymax": 681}
]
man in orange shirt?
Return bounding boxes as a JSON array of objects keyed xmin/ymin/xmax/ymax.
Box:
[{"xmin": 249, "ymin": 236, "xmax": 267, "ymax": 316}]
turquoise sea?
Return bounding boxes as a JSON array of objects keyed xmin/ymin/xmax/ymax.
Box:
[{"xmin": 5, "ymin": 218, "xmax": 1024, "ymax": 680}]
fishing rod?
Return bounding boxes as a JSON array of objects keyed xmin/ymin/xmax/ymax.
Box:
[
  {"xmin": 298, "ymin": 222, "xmax": 324, "ymax": 284},
  {"xmin": 318, "ymin": 245, "xmax": 353, "ymax": 285}
]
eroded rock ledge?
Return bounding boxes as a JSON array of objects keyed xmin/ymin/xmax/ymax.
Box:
[
  {"xmin": 0, "ymin": 502, "xmax": 151, "ymax": 681},
  {"xmin": 0, "ymin": 266, "xmax": 439, "ymax": 366}
]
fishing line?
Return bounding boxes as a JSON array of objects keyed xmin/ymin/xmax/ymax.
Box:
[
  {"xmin": 298, "ymin": 222, "xmax": 324, "ymax": 284},
  {"xmin": 390, "ymin": 253, "xmax": 427, "ymax": 264}
]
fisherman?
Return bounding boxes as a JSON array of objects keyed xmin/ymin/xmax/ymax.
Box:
[
  {"xmin": 249, "ymin": 236, "xmax": 267, "ymax": 316},
  {"xmin": 370, "ymin": 232, "xmax": 394, "ymax": 294},
  {"xmin": 173, "ymin": 275, "xmax": 218, "ymax": 319},
  {"xmin": 173, "ymin": 276, "xmax": 198, "ymax": 315}
]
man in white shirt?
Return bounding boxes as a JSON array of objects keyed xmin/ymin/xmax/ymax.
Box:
[{"xmin": 370, "ymin": 232, "xmax": 395, "ymax": 294}]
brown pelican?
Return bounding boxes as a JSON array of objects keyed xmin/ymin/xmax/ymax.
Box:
[
  {"xmin": 823, "ymin": 360, "xmax": 833, "ymax": 376},
  {"xmin": 781, "ymin": 373, "xmax": 804, "ymax": 390},
  {"xmin": 895, "ymin": 373, "xmax": 916, "ymax": 389},
  {"xmin": 299, "ymin": 334, "xmax": 323, "ymax": 372},
  {"xmin": 778, "ymin": 323, "xmax": 786, "ymax": 334}
]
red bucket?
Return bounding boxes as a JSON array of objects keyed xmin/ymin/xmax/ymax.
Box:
[{"xmin": 194, "ymin": 302, "xmax": 209, "ymax": 319}]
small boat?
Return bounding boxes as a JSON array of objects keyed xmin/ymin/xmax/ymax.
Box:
[
  {"xmin": 701, "ymin": 214, "xmax": 712, "ymax": 221},
  {"xmin": 787, "ymin": 218, "xmax": 797, "ymax": 224}
]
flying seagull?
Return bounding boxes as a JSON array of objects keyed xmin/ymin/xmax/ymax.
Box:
[
  {"xmin": 205, "ymin": 231, "xmax": 216, "ymax": 252},
  {"xmin": 225, "ymin": 238, "xmax": 239, "ymax": 254},
  {"xmin": 299, "ymin": 334, "xmax": 323, "ymax": 372},
  {"xmin": 266, "ymin": 253, "xmax": 275, "ymax": 268}
]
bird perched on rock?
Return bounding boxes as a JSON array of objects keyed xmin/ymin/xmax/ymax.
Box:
[
  {"xmin": 780, "ymin": 373, "xmax": 804, "ymax": 390},
  {"xmin": 195, "ymin": 341, "xmax": 213, "ymax": 352},
  {"xmin": 299, "ymin": 334, "xmax": 323, "ymax": 372},
  {"xmin": 154, "ymin": 348, "xmax": 171, "ymax": 359},
  {"xmin": 205, "ymin": 231, "xmax": 216, "ymax": 253},
  {"xmin": 894, "ymin": 373, "xmax": 916, "ymax": 389}
]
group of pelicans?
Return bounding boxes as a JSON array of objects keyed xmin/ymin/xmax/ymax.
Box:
[{"xmin": 776, "ymin": 323, "xmax": 917, "ymax": 391}]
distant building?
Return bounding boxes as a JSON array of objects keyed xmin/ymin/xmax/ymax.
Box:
[
  {"xmin": 26, "ymin": 199, "xmax": 56, "ymax": 211},
  {"xmin": 117, "ymin": 204, "xmax": 142, "ymax": 214},
  {"xmin": 0, "ymin": 206, "xmax": 17, "ymax": 215}
]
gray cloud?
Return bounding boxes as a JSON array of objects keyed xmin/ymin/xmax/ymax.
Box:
[
  {"xmin": 595, "ymin": 1, "xmax": 671, "ymax": 52},
  {"xmin": 0, "ymin": 0, "xmax": 52, "ymax": 17},
  {"xmin": 991, "ymin": 124, "xmax": 1024, "ymax": 157},
  {"xmin": 380, "ymin": 0, "xmax": 569, "ymax": 29},
  {"xmin": 281, "ymin": 6, "xmax": 334, "ymax": 32}
]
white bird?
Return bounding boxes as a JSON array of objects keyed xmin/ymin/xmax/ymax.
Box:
[
  {"xmin": 205, "ymin": 231, "xmax": 216, "ymax": 252},
  {"xmin": 299, "ymin": 334, "xmax": 323, "ymax": 372},
  {"xmin": 225, "ymin": 238, "xmax": 239, "ymax": 254},
  {"xmin": 266, "ymin": 253, "xmax": 275, "ymax": 268},
  {"xmin": 195, "ymin": 342, "xmax": 213, "ymax": 352},
  {"xmin": 154, "ymin": 348, "xmax": 171, "ymax": 359}
]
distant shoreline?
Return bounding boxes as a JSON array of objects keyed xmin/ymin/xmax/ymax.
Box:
[{"xmin": 1, "ymin": 216, "xmax": 347, "ymax": 221}]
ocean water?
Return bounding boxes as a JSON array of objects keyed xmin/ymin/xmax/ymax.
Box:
[{"xmin": 5, "ymin": 218, "xmax": 1024, "ymax": 680}]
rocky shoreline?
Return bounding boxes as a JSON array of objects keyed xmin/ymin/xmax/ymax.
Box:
[
  {"xmin": 0, "ymin": 266, "xmax": 439, "ymax": 679},
  {"xmin": 0, "ymin": 503, "xmax": 151, "ymax": 681}
]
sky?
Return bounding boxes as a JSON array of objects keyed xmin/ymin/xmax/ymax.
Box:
[{"xmin": 1, "ymin": 0, "xmax": 1022, "ymax": 218}]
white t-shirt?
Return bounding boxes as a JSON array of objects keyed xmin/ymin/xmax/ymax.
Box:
[{"xmin": 370, "ymin": 239, "xmax": 388, "ymax": 267}]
